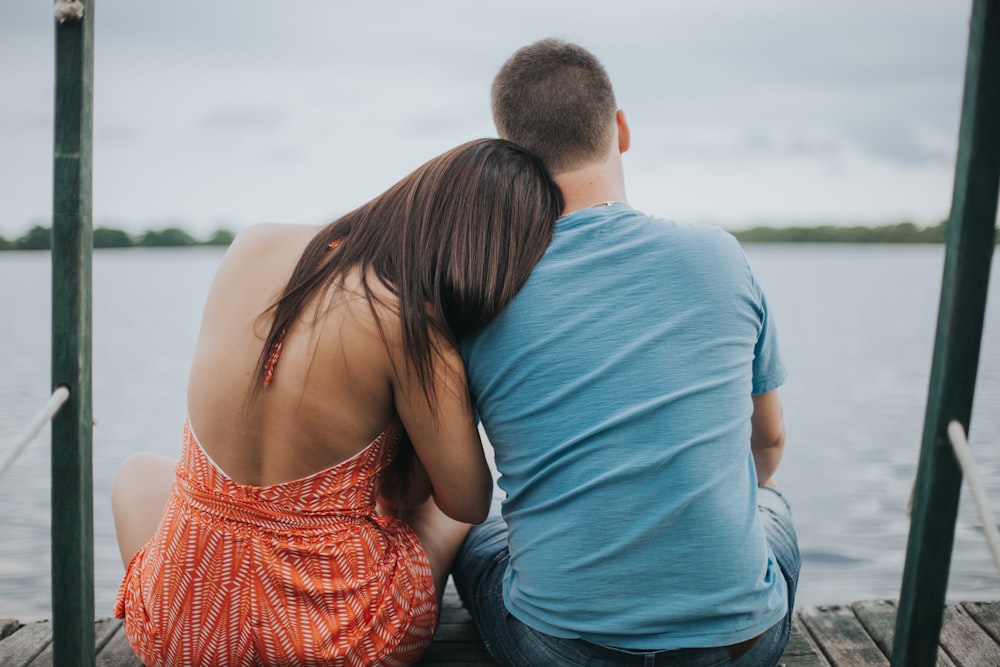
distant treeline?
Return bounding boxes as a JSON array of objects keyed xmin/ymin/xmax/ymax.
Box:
[
  {"xmin": 731, "ymin": 220, "xmax": 996, "ymax": 244},
  {"xmin": 1, "ymin": 220, "xmax": 996, "ymax": 251},
  {"xmin": 0, "ymin": 225, "xmax": 235, "ymax": 251}
]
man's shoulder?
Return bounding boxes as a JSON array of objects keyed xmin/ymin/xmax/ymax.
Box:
[
  {"xmin": 649, "ymin": 216, "xmax": 736, "ymax": 241},
  {"xmin": 623, "ymin": 213, "xmax": 743, "ymax": 255}
]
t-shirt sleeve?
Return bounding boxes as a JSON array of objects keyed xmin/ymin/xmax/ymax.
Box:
[{"xmin": 750, "ymin": 271, "xmax": 787, "ymax": 395}]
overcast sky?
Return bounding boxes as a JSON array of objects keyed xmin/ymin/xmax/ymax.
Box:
[{"xmin": 0, "ymin": 1, "xmax": 974, "ymax": 238}]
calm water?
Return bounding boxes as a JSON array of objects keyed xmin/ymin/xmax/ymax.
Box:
[{"xmin": 0, "ymin": 244, "xmax": 998, "ymax": 621}]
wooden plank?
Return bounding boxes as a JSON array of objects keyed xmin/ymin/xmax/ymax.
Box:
[
  {"xmin": 417, "ymin": 586, "xmax": 496, "ymax": 665},
  {"xmin": 94, "ymin": 623, "xmax": 141, "ymax": 667},
  {"xmin": 799, "ymin": 604, "xmax": 890, "ymax": 666},
  {"xmin": 780, "ymin": 615, "xmax": 830, "ymax": 667},
  {"xmin": 0, "ymin": 619, "xmax": 23, "ymax": 641},
  {"xmin": 0, "ymin": 611, "xmax": 920, "ymax": 667},
  {"xmin": 29, "ymin": 618, "xmax": 122, "ymax": 666},
  {"xmin": 938, "ymin": 604, "xmax": 1000, "ymax": 667},
  {"xmin": 10, "ymin": 602, "xmax": 995, "ymax": 667},
  {"xmin": 439, "ymin": 586, "xmax": 470, "ymax": 615},
  {"xmin": 430, "ymin": 621, "xmax": 483, "ymax": 643},
  {"xmin": 961, "ymin": 601, "xmax": 1000, "ymax": 644},
  {"xmin": 0, "ymin": 621, "xmax": 53, "ymax": 667},
  {"xmin": 851, "ymin": 600, "xmax": 897, "ymax": 656},
  {"xmin": 93, "ymin": 618, "xmax": 123, "ymax": 656},
  {"xmin": 851, "ymin": 600, "xmax": 955, "ymax": 666},
  {"xmin": 75, "ymin": 613, "xmax": 494, "ymax": 667},
  {"xmin": 431, "ymin": 592, "xmax": 483, "ymax": 643},
  {"xmin": 417, "ymin": 643, "xmax": 496, "ymax": 666}
]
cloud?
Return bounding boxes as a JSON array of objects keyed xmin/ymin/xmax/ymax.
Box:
[
  {"xmin": 846, "ymin": 121, "xmax": 954, "ymax": 167},
  {"xmin": 0, "ymin": 0, "xmax": 973, "ymax": 236},
  {"xmin": 199, "ymin": 107, "xmax": 286, "ymax": 132}
]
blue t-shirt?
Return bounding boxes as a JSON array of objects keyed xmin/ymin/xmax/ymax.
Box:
[{"xmin": 462, "ymin": 205, "xmax": 788, "ymax": 649}]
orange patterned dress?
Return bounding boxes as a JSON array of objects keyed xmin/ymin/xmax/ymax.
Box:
[{"xmin": 114, "ymin": 419, "xmax": 438, "ymax": 666}]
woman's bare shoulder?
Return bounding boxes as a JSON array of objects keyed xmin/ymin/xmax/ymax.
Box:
[
  {"xmin": 211, "ymin": 223, "xmax": 321, "ymax": 278},
  {"xmin": 228, "ymin": 223, "xmax": 320, "ymax": 253},
  {"xmin": 334, "ymin": 269, "xmax": 401, "ymax": 330}
]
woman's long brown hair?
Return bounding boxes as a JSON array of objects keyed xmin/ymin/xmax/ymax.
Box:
[{"xmin": 252, "ymin": 139, "xmax": 561, "ymax": 496}]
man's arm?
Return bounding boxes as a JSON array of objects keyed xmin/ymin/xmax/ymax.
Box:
[{"xmin": 750, "ymin": 389, "xmax": 786, "ymax": 486}]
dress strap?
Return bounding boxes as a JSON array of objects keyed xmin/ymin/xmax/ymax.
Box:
[
  {"xmin": 262, "ymin": 329, "xmax": 285, "ymax": 387},
  {"xmin": 262, "ymin": 236, "xmax": 343, "ymax": 387}
]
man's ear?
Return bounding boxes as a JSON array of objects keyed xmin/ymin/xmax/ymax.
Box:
[{"xmin": 616, "ymin": 109, "xmax": 631, "ymax": 154}]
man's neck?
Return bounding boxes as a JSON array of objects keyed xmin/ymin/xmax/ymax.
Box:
[{"xmin": 552, "ymin": 158, "xmax": 628, "ymax": 218}]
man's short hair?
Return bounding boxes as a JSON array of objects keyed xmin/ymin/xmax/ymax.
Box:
[{"xmin": 492, "ymin": 39, "xmax": 617, "ymax": 175}]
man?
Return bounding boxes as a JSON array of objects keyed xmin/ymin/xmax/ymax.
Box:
[{"xmin": 452, "ymin": 39, "xmax": 800, "ymax": 666}]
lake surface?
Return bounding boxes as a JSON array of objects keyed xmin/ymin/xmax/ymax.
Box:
[{"xmin": 1, "ymin": 244, "xmax": 998, "ymax": 621}]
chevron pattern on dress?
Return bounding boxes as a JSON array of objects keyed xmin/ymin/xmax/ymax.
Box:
[{"xmin": 114, "ymin": 418, "xmax": 437, "ymax": 666}]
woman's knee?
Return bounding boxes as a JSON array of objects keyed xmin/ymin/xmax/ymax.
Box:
[
  {"xmin": 112, "ymin": 452, "xmax": 176, "ymax": 565},
  {"xmin": 112, "ymin": 453, "xmax": 174, "ymax": 506}
]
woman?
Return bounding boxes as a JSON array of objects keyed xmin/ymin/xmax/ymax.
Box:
[{"xmin": 111, "ymin": 138, "xmax": 562, "ymax": 666}]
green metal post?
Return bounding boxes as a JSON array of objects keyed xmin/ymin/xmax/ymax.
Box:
[
  {"xmin": 891, "ymin": 0, "xmax": 1000, "ymax": 665},
  {"xmin": 51, "ymin": 2, "xmax": 95, "ymax": 665}
]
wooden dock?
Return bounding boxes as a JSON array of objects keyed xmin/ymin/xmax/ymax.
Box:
[{"xmin": 2, "ymin": 590, "xmax": 999, "ymax": 666}]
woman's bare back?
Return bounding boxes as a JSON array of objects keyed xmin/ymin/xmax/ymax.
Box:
[{"xmin": 186, "ymin": 223, "xmax": 398, "ymax": 487}]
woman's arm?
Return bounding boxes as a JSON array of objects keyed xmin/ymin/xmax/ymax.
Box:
[
  {"xmin": 377, "ymin": 449, "xmax": 433, "ymax": 514},
  {"xmin": 389, "ymin": 334, "xmax": 493, "ymax": 524}
]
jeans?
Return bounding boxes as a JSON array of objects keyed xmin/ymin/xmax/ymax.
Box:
[{"xmin": 452, "ymin": 486, "xmax": 800, "ymax": 667}]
